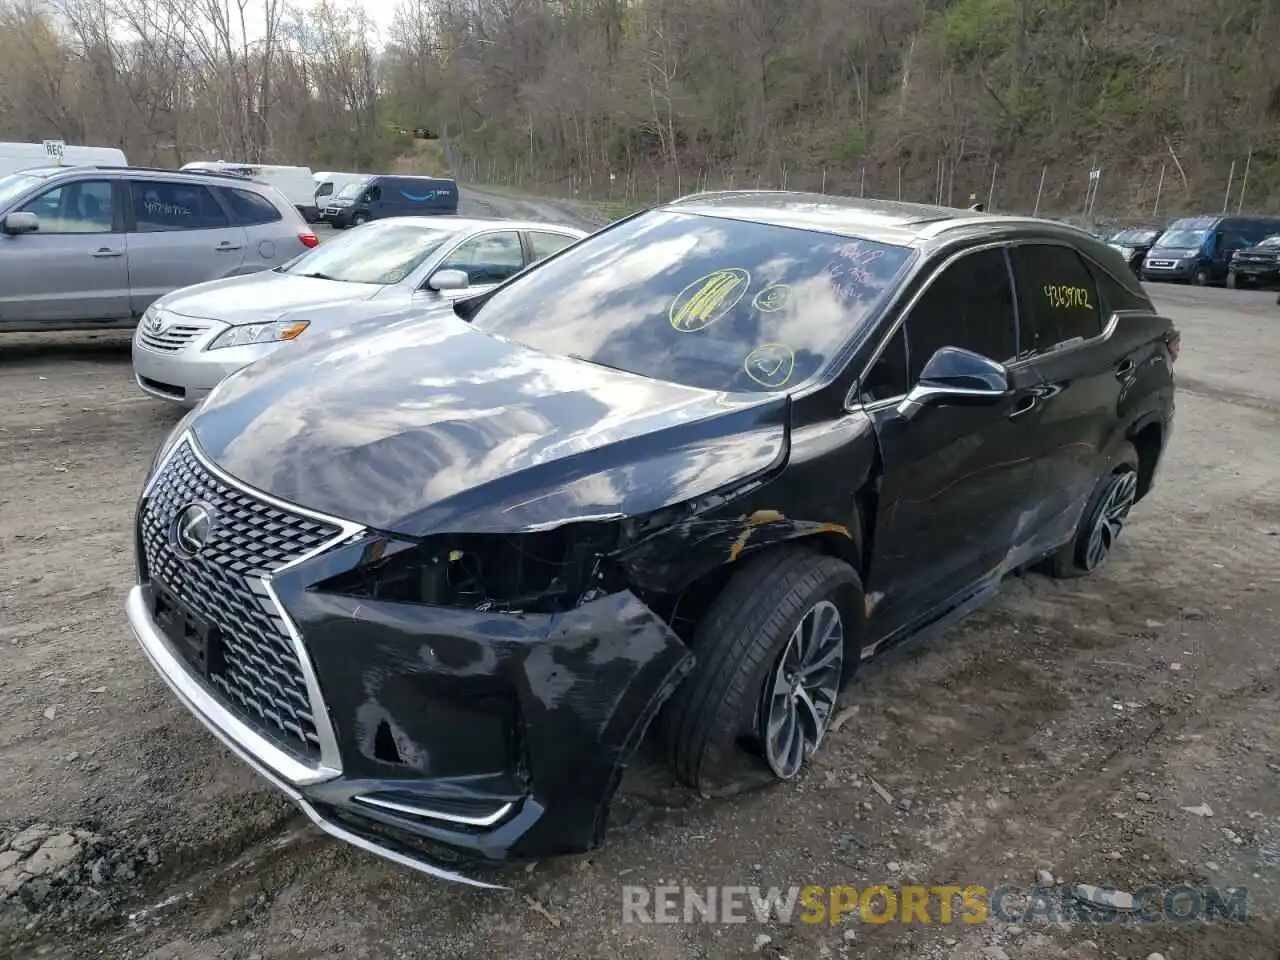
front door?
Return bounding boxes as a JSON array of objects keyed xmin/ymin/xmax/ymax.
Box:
[
  {"xmin": 429, "ymin": 230, "xmax": 527, "ymax": 301},
  {"xmin": 124, "ymin": 178, "xmax": 249, "ymax": 314},
  {"xmin": 859, "ymin": 245, "xmax": 1046, "ymax": 640},
  {"xmin": 0, "ymin": 177, "xmax": 129, "ymax": 324}
]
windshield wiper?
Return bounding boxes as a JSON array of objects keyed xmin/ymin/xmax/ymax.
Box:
[{"xmin": 297, "ymin": 271, "xmax": 338, "ymax": 281}]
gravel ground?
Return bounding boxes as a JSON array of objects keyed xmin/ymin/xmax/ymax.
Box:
[{"xmin": 1, "ymin": 194, "xmax": 1279, "ymax": 959}]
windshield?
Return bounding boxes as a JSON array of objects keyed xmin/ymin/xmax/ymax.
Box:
[
  {"xmin": 1155, "ymin": 229, "xmax": 1207, "ymax": 250},
  {"xmin": 1257, "ymin": 235, "xmax": 1280, "ymax": 249},
  {"xmin": 0, "ymin": 173, "xmax": 42, "ymax": 210},
  {"xmin": 282, "ymin": 221, "xmax": 459, "ymax": 284},
  {"xmin": 471, "ymin": 208, "xmax": 914, "ymax": 393},
  {"xmin": 335, "ymin": 182, "xmax": 365, "ymax": 200},
  {"xmin": 1110, "ymin": 229, "xmax": 1157, "ymax": 244}
]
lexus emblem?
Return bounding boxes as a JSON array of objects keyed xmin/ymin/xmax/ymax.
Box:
[{"xmin": 172, "ymin": 503, "xmax": 214, "ymax": 557}]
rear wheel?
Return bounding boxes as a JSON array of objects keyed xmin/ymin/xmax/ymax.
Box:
[
  {"xmin": 1040, "ymin": 441, "xmax": 1140, "ymax": 579},
  {"xmin": 661, "ymin": 548, "xmax": 863, "ymax": 791}
]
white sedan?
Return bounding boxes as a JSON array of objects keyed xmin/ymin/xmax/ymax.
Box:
[{"xmin": 131, "ymin": 216, "xmax": 587, "ymax": 405}]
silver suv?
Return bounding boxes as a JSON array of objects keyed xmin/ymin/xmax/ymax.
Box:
[{"xmin": 0, "ymin": 165, "xmax": 318, "ymax": 332}]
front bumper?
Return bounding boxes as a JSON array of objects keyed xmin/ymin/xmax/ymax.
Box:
[
  {"xmin": 1229, "ymin": 262, "xmax": 1280, "ymax": 285},
  {"xmin": 132, "ymin": 322, "xmax": 286, "ymax": 406},
  {"xmin": 126, "ymin": 434, "xmax": 691, "ymax": 884},
  {"xmin": 1140, "ymin": 257, "xmax": 1197, "ymax": 282}
]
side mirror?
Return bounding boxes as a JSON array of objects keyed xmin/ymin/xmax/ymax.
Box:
[
  {"xmin": 427, "ymin": 268, "xmax": 470, "ymax": 292},
  {"xmin": 895, "ymin": 346, "xmax": 1010, "ymax": 419},
  {"xmin": 2, "ymin": 211, "xmax": 39, "ymax": 235}
]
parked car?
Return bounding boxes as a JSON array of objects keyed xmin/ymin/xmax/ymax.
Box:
[
  {"xmin": 182, "ymin": 162, "xmax": 320, "ymax": 222},
  {"xmin": 131, "ymin": 216, "xmax": 585, "ymax": 405},
  {"xmin": 1105, "ymin": 226, "xmax": 1161, "ymax": 277},
  {"xmin": 1141, "ymin": 215, "xmax": 1280, "ymax": 285},
  {"xmin": 0, "ymin": 165, "xmax": 317, "ymax": 332},
  {"xmin": 126, "ymin": 193, "xmax": 1177, "ymax": 885},
  {"xmin": 321, "ymin": 174, "xmax": 459, "ymax": 226},
  {"xmin": 1227, "ymin": 234, "xmax": 1280, "ymax": 289},
  {"xmin": 313, "ymin": 171, "xmax": 368, "ymax": 207}
]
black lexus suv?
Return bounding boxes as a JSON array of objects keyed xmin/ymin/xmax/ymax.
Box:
[{"xmin": 127, "ymin": 192, "xmax": 1178, "ymax": 887}]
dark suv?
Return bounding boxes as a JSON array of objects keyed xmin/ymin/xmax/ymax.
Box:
[{"xmin": 127, "ymin": 193, "xmax": 1178, "ymax": 886}]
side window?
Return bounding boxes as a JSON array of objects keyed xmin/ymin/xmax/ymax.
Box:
[
  {"xmin": 221, "ymin": 187, "xmax": 283, "ymax": 226},
  {"xmin": 905, "ymin": 247, "xmax": 1017, "ymax": 383},
  {"xmin": 527, "ymin": 231, "xmax": 577, "ymax": 261},
  {"xmin": 1009, "ymin": 244, "xmax": 1103, "ymax": 357},
  {"xmin": 439, "ymin": 231, "xmax": 525, "ymax": 285},
  {"xmin": 21, "ymin": 180, "xmax": 114, "ymax": 234},
  {"xmin": 1085, "ymin": 258, "xmax": 1150, "ymax": 315},
  {"xmin": 859, "ymin": 326, "xmax": 909, "ymax": 403},
  {"xmin": 316, "ymin": 183, "xmax": 333, "ymax": 198},
  {"xmin": 130, "ymin": 180, "xmax": 230, "ymax": 232},
  {"xmin": 366, "ymin": 185, "xmax": 382, "ymax": 203}
]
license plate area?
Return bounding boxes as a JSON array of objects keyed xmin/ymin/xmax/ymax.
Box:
[{"xmin": 152, "ymin": 582, "xmax": 224, "ymax": 679}]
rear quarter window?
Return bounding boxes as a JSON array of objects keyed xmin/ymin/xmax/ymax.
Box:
[{"xmin": 220, "ymin": 187, "xmax": 283, "ymax": 226}]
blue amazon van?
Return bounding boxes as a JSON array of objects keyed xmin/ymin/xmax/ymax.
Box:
[
  {"xmin": 1141, "ymin": 215, "xmax": 1280, "ymax": 286},
  {"xmin": 321, "ymin": 174, "xmax": 459, "ymax": 227}
]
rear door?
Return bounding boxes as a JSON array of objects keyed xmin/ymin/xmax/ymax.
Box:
[
  {"xmin": 524, "ymin": 229, "xmax": 580, "ymax": 265},
  {"xmin": 217, "ymin": 184, "xmax": 302, "ymax": 270},
  {"xmin": 1006, "ymin": 242, "xmax": 1124, "ymax": 544},
  {"xmin": 124, "ymin": 177, "xmax": 250, "ymax": 313},
  {"xmin": 0, "ymin": 176, "xmax": 129, "ymax": 323}
]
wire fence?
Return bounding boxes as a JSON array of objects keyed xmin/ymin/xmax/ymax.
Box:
[{"xmin": 450, "ymin": 149, "xmax": 1277, "ymax": 232}]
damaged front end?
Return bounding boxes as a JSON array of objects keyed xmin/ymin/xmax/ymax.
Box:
[{"xmin": 128, "ymin": 425, "xmax": 819, "ymax": 885}]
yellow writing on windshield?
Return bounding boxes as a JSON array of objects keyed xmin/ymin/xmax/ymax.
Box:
[
  {"xmin": 743, "ymin": 342, "xmax": 796, "ymax": 389},
  {"xmin": 1043, "ymin": 284, "xmax": 1093, "ymax": 310},
  {"xmin": 670, "ymin": 268, "xmax": 751, "ymax": 332},
  {"xmin": 752, "ymin": 283, "xmax": 793, "ymax": 312}
]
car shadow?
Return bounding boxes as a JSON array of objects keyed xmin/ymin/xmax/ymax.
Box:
[{"xmin": 0, "ymin": 331, "xmax": 134, "ymax": 365}]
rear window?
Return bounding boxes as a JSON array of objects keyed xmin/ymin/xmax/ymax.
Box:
[
  {"xmin": 220, "ymin": 187, "xmax": 282, "ymax": 226},
  {"xmin": 472, "ymin": 209, "xmax": 914, "ymax": 393}
]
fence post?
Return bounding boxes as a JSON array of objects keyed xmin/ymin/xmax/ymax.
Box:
[
  {"xmin": 1222, "ymin": 160, "xmax": 1236, "ymax": 215},
  {"xmin": 1153, "ymin": 164, "xmax": 1165, "ymax": 215},
  {"xmin": 860, "ymin": 165, "xmax": 866, "ymax": 198},
  {"xmin": 1237, "ymin": 148, "xmax": 1252, "ymax": 215},
  {"xmin": 821, "ymin": 167, "xmax": 827, "ymax": 194},
  {"xmin": 897, "ymin": 165, "xmax": 902, "ymax": 200},
  {"xmin": 1032, "ymin": 165, "xmax": 1047, "ymax": 217},
  {"xmin": 986, "ymin": 162, "xmax": 998, "ymax": 211}
]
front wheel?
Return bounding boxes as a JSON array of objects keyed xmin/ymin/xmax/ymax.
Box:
[
  {"xmin": 351, "ymin": 213, "xmax": 369, "ymax": 227},
  {"xmin": 1040, "ymin": 441, "xmax": 1140, "ymax": 579},
  {"xmin": 1192, "ymin": 266, "xmax": 1211, "ymax": 286},
  {"xmin": 1227, "ymin": 270, "xmax": 1240, "ymax": 289},
  {"xmin": 660, "ymin": 548, "xmax": 863, "ymax": 792}
]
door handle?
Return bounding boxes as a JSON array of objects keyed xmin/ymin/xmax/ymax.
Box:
[
  {"xmin": 1008, "ymin": 393, "xmax": 1039, "ymax": 419},
  {"xmin": 1115, "ymin": 358, "xmax": 1135, "ymax": 379},
  {"xmin": 215, "ymin": 243, "xmax": 243, "ymax": 252},
  {"xmin": 92, "ymin": 248, "xmax": 123, "ymax": 258}
]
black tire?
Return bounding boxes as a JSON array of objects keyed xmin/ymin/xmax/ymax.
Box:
[
  {"xmin": 1192, "ymin": 266, "xmax": 1210, "ymax": 286},
  {"xmin": 1227, "ymin": 270, "xmax": 1239, "ymax": 289},
  {"xmin": 660, "ymin": 547, "xmax": 863, "ymax": 792},
  {"xmin": 1040, "ymin": 441, "xmax": 1140, "ymax": 579},
  {"xmin": 352, "ymin": 213, "xmax": 369, "ymax": 227}
]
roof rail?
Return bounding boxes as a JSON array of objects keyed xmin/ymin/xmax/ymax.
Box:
[{"xmin": 53, "ymin": 164, "xmax": 266, "ymax": 183}]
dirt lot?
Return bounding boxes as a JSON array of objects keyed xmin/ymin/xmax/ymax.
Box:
[{"xmin": 2, "ymin": 199, "xmax": 1279, "ymax": 959}]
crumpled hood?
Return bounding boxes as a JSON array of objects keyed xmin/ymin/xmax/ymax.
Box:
[
  {"xmin": 160, "ymin": 272, "xmax": 382, "ymax": 326},
  {"xmin": 190, "ymin": 313, "xmax": 790, "ymax": 535}
]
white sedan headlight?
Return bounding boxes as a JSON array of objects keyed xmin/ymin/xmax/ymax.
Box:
[{"xmin": 206, "ymin": 320, "xmax": 309, "ymax": 350}]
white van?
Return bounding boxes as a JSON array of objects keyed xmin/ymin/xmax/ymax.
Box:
[
  {"xmin": 0, "ymin": 141, "xmax": 127, "ymax": 177},
  {"xmin": 180, "ymin": 161, "xmax": 319, "ymax": 222},
  {"xmin": 313, "ymin": 171, "xmax": 369, "ymax": 207}
]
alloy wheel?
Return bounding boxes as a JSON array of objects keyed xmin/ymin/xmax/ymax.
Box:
[
  {"xmin": 760, "ymin": 599, "xmax": 844, "ymax": 779},
  {"xmin": 1083, "ymin": 469, "xmax": 1139, "ymax": 571}
]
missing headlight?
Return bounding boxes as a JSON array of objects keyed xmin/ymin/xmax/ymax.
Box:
[{"xmin": 321, "ymin": 524, "xmax": 625, "ymax": 614}]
